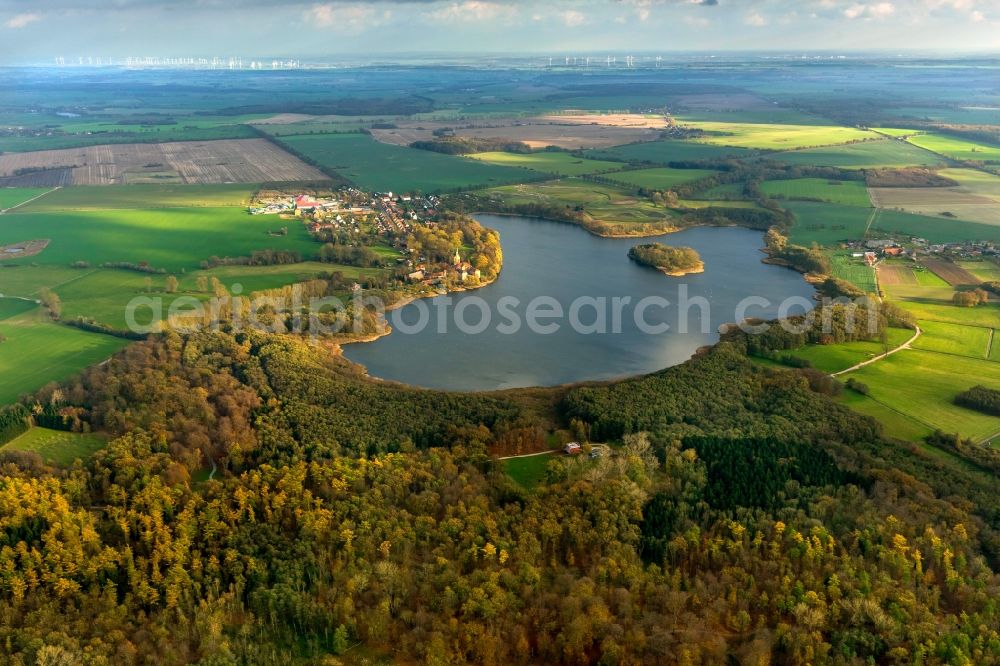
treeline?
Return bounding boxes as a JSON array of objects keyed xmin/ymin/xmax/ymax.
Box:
[
  {"xmin": 200, "ymin": 249, "xmax": 303, "ymax": 269},
  {"xmin": 411, "ymin": 136, "xmax": 532, "ymax": 155},
  {"xmin": 66, "ymin": 316, "xmax": 148, "ymax": 340}
]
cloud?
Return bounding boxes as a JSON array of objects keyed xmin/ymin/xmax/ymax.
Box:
[
  {"xmin": 429, "ymin": 1, "xmax": 517, "ymax": 23},
  {"xmin": 744, "ymin": 10, "xmax": 767, "ymax": 26},
  {"xmin": 843, "ymin": 1, "xmax": 895, "ymax": 18},
  {"xmin": 559, "ymin": 9, "xmax": 587, "ymax": 26},
  {"xmin": 4, "ymin": 12, "xmax": 39, "ymax": 28},
  {"xmin": 306, "ymin": 4, "xmax": 390, "ymax": 30}
]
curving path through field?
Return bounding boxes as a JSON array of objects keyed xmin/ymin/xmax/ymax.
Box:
[{"xmin": 831, "ymin": 325, "xmax": 922, "ymax": 377}]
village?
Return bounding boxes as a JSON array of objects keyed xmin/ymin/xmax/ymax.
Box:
[{"xmin": 844, "ymin": 236, "xmax": 999, "ymax": 266}]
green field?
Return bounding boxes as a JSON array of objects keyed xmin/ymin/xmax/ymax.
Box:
[
  {"xmin": 0, "ymin": 297, "xmax": 37, "ymax": 320},
  {"xmin": 0, "ymin": 307, "xmax": 129, "ymax": 406},
  {"xmin": 771, "ymin": 139, "xmax": 945, "ymax": 169},
  {"xmin": 760, "ymin": 178, "xmax": 871, "ymax": 207},
  {"xmin": 685, "ymin": 121, "xmax": 875, "ymax": 150},
  {"xmin": 785, "ymin": 201, "xmax": 1000, "ymax": 245},
  {"xmin": 783, "ymin": 202, "xmax": 873, "ymax": 246},
  {"xmin": 1, "ymin": 427, "xmax": 107, "ymax": 465},
  {"xmin": 898, "ymin": 300, "xmax": 1000, "ymax": 327},
  {"xmin": 914, "ymin": 266, "xmax": 950, "ymax": 287},
  {"xmin": 0, "ymin": 122, "xmax": 260, "ymax": 154},
  {"xmin": 484, "ymin": 179, "xmax": 678, "ymax": 233},
  {"xmin": 907, "ymin": 133, "xmax": 1000, "ymax": 163},
  {"xmin": 842, "ymin": 349, "xmax": 1000, "ymax": 442},
  {"xmin": 18, "ymin": 183, "xmax": 256, "ymax": 212},
  {"xmin": 956, "ymin": 260, "xmax": 1000, "ymax": 282},
  {"xmin": 607, "ymin": 167, "xmax": 717, "ymax": 190},
  {"xmin": 837, "ymin": 391, "xmax": 935, "ymax": 443},
  {"xmin": 911, "ymin": 320, "xmax": 992, "ymax": 359},
  {"xmin": 830, "ymin": 253, "xmax": 878, "ymax": 293},
  {"xmin": 0, "ymin": 187, "xmax": 53, "ymax": 210},
  {"xmin": 774, "ymin": 328, "xmax": 912, "ymax": 373},
  {"xmin": 0, "ymin": 207, "xmax": 319, "ymax": 272},
  {"xmin": 467, "ymin": 151, "xmax": 623, "ymax": 176},
  {"xmin": 585, "ymin": 140, "xmax": 756, "ymax": 165},
  {"xmin": 51, "ymin": 262, "xmax": 379, "ymax": 329},
  {"xmin": 275, "ymin": 133, "xmax": 537, "ymax": 193},
  {"xmin": 938, "ymin": 168, "xmax": 1000, "ymax": 199},
  {"xmin": 503, "ymin": 453, "xmax": 556, "ymax": 489}
]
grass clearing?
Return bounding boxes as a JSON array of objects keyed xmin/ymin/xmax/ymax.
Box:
[
  {"xmin": 843, "ymin": 349, "xmax": 1000, "ymax": 441},
  {"xmin": 775, "ymin": 328, "xmax": 912, "ymax": 373},
  {"xmin": 0, "ymin": 308, "xmax": 129, "ymax": 406},
  {"xmin": 467, "ymin": 151, "xmax": 623, "ymax": 176},
  {"xmin": 503, "ymin": 453, "xmax": 555, "ymax": 489},
  {"xmin": 838, "ymin": 391, "xmax": 935, "ymax": 443},
  {"xmin": 1, "ymin": 427, "xmax": 106, "ymax": 465},
  {"xmin": 275, "ymin": 133, "xmax": 537, "ymax": 193},
  {"xmin": 771, "ymin": 140, "xmax": 944, "ymax": 169},
  {"xmin": 606, "ymin": 167, "xmax": 717, "ymax": 190},
  {"xmin": 761, "ymin": 178, "xmax": 871, "ymax": 207}
]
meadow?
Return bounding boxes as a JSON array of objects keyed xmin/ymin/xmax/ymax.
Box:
[
  {"xmin": 911, "ymin": 320, "xmax": 992, "ymax": 359},
  {"xmin": 760, "ymin": 178, "xmax": 871, "ymax": 207},
  {"xmin": 907, "ymin": 133, "xmax": 1000, "ymax": 163},
  {"xmin": 0, "ymin": 207, "xmax": 319, "ymax": 272},
  {"xmin": 484, "ymin": 179, "xmax": 678, "ymax": 234},
  {"xmin": 607, "ymin": 167, "xmax": 717, "ymax": 190},
  {"xmin": 274, "ymin": 133, "xmax": 536, "ymax": 193},
  {"xmin": 49, "ymin": 262, "xmax": 382, "ymax": 329},
  {"xmin": 0, "ymin": 187, "xmax": 53, "ymax": 210},
  {"xmin": 782, "ymin": 202, "xmax": 873, "ymax": 246},
  {"xmin": 467, "ymin": 151, "xmax": 624, "ymax": 176},
  {"xmin": 503, "ymin": 453, "xmax": 555, "ymax": 489},
  {"xmin": 785, "ymin": 201, "xmax": 1000, "ymax": 245},
  {"xmin": 770, "ymin": 139, "xmax": 944, "ymax": 169},
  {"xmin": 829, "ymin": 253, "xmax": 878, "ymax": 293},
  {"xmin": 1, "ymin": 427, "xmax": 107, "ymax": 465},
  {"xmin": 18, "ymin": 183, "xmax": 256, "ymax": 211},
  {"xmin": 0, "ymin": 306, "xmax": 129, "ymax": 405},
  {"xmin": 684, "ymin": 121, "xmax": 875, "ymax": 150},
  {"xmin": 843, "ymin": 349, "xmax": 1000, "ymax": 442},
  {"xmin": 774, "ymin": 328, "xmax": 912, "ymax": 373},
  {"xmin": 585, "ymin": 140, "xmax": 756, "ymax": 165}
]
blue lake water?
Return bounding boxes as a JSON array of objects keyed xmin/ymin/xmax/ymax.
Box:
[{"xmin": 343, "ymin": 215, "xmax": 816, "ymax": 391}]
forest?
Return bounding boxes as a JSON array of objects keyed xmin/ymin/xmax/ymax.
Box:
[{"xmin": 0, "ymin": 327, "xmax": 997, "ymax": 664}]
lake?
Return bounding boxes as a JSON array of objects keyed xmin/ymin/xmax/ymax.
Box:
[{"xmin": 343, "ymin": 215, "xmax": 816, "ymax": 391}]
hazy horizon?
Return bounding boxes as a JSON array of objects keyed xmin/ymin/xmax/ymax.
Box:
[{"xmin": 1, "ymin": 0, "xmax": 998, "ymax": 64}]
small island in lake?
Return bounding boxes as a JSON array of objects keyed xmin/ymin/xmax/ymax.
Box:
[{"xmin": 628, "ymin": 242, "xmax": 704, "ymax": 277}]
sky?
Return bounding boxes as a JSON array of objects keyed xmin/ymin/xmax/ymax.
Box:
[{"xmin": 0, "ymin": 0, "xmax": 997, "ymax": 62}]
